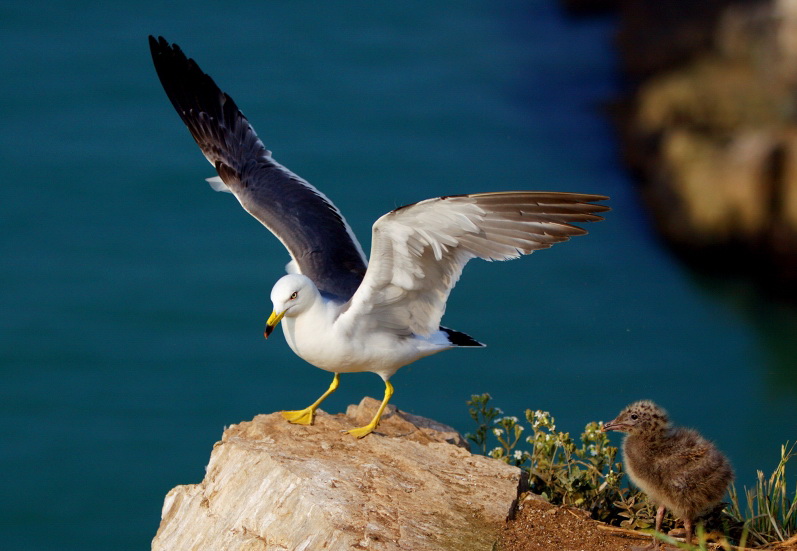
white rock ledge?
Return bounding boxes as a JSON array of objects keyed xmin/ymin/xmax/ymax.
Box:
[{"xmin": 152, "ymin": 397, "xmax": 522, "ymax": 551}]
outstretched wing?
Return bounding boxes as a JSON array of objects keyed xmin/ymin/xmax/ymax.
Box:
[
  {"xmin": 337, "ymin": 192, "xmax": 608, "ymax": 337},
  {"xmin": 149, "ymin": 36, "xmax": 367, "ymax": 300}
]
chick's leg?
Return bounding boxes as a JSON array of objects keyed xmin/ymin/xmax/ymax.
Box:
[
  {"xmin": 683, "ymin": 517, "xmax": 693, "ymax": 546},
  {"xmin": 652, "ymin": 505, "xmax": 666, "ymax": 549}
]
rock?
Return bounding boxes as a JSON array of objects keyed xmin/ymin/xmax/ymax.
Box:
[
  {"xmin": 152, "ymin": 399, "xmax": 522, "ymax": 551},
  {"xmin": 601, "ymin": 0, "xmax": 797, "ymax": 296},
  {"xmin": 612, "ymin": 0, "xmax": 766, "ymax": 79},
  {"xmin": 614, "ymin": 0, "xmax": 738, "ymax": 79}
]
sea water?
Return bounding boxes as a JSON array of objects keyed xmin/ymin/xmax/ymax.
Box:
[{"xmin": 1, "ymin": 1, "xmax": 795, "ymax": 549}]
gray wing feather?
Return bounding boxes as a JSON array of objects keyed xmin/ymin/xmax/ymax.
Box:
[{"xmin": 149, "ymin": 36, "xmax": 367, "ymax": 300}]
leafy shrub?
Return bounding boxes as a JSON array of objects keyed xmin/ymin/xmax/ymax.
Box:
[
  {"xmin": 466, "ymin": 394, "xmax": 796, "ymax": 548},
  {"xmin": 465, "ymin": 393, "xmax": 648, "ymax": 525}
]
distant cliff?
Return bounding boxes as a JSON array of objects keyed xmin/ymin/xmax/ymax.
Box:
[
  {"xmin": 152, "ymin": 399, "xmax": 522, "ymax": 551},
  {"xmin": 573, "ymin": 0, "xmax": 797, "ymax": 297}
]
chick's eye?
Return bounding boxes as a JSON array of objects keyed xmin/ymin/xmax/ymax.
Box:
[
  {"xmin": 290, "ymin": 292, "xmax": 298, "ymax": 300},
  {"xmin": 630, "ymin": 414, "xmax": 638, "ymax": 420}
]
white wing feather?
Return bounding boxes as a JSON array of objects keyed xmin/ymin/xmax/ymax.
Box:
[{"xmin": 337, "ymin": 191, "xmax": 608, "ymax": 338}]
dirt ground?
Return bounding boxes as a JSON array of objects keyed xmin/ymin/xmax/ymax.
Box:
[
  {"xmin": 498, "ymin": 494, "xmax": 651, "ymax": 551},
  {"xmin": 497, "ymin": 494, "xmax": 797, "ymax": 551}
]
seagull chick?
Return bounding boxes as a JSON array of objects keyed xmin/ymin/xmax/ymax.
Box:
[
  {"xmin": 149, "ymin": 36, "xmax": 609, "ymax": 438},
  {"xmin": 603, "ymin": 400, "xmax": 733, "ymax": 548}
]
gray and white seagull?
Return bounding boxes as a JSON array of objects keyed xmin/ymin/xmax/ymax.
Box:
[{"xmin": 149, "ymin": 36, "xmax": 609, "ymax": 438}]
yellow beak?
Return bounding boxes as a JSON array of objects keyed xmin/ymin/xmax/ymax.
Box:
[{"xmin": 264, "ymin": 310, "xmax": 285, "ymax": 339}]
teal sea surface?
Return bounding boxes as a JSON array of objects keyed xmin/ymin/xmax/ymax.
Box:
[{"xmin": 2, "ymin": 2, "xmax": 795, "ymax": 549}]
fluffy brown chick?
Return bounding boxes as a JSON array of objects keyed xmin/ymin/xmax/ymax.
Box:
[{"xmin": 602, "ymin": 400, "xmax": 733, "ymax": 548}]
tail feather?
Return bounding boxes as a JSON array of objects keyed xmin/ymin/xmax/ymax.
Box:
[{"xmin": 440, "ymin": 326, "xmax": 485, "ymax": 347}]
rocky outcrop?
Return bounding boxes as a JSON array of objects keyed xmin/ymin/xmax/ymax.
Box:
[
  {"xmin": 601, "ymin": 0, "xmax": 797, "ymax": 295},
  {"xmin": 151, "ymin": 398, "xmax": 522, "ymax": 551}
]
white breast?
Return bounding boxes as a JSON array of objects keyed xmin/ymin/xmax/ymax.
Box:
[{"xmin": 280, "ymin": 299, "xmax": 450, "ymax": 379}]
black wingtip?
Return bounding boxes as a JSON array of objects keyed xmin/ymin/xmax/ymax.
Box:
[
  {"xmin": 148, "ymin": 35, "xmax": 245, "ymax": 145},
  {"xmin": 440, "ymin": 326, "xmax": 485, "ymax": 347},
  {"xmin": 148, "ymin": 35, "xmax": 175, "ymax": 61},
  {"xmin": 148, "ymin": 35, "xmax": 191, "ymax": 80}
]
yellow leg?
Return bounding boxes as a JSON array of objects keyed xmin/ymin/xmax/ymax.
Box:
[
  {"xmin": 345, "ymin": 380, "xmax": 394, "ymax": 439},
  {"xmin": 281, "ymin": 373, "xmax": 340, "ymax": 425}
]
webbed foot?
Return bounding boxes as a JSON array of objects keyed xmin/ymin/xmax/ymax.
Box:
[
  {"xmin": 344, "ymin": 422, "xmax": 378, "ymax": 439},
  {"xmin": 342, "ymin": 379, "xmax": 394, "ymax": 439},
  {"xmin": 281, "ymin": 408, "xmax": 315, "ymax": 425}
]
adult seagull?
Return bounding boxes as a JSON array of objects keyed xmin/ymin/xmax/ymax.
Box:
[{"xmin": 149, "ymin": 36, "xmax": 609, "ymax": 438}]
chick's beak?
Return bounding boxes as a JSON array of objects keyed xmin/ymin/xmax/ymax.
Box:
[
  {"xmin": 264, "ymin": 310, "xmax": 285, "ymax": 339},
  {"xmin": 601, "ymin": 420, "xmax": 617, "ymax": 433}
]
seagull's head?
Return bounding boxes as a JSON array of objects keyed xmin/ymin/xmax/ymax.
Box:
[
  {"xmin": 264, "ymin": 274, "xmax": 319, "ymax": 339},
  {"xmin": 601, "ymin": 400, "xmax": 670, "ymax": 436}
]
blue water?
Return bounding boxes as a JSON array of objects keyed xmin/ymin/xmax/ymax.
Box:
[{"xmin": 2, "ymin": 2, "xmax": 794, "ymax": 550}]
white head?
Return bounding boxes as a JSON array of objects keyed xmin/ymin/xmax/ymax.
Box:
[{"xmin": 264, "ymin": 274, "xmax": 319, "ymax": 338}]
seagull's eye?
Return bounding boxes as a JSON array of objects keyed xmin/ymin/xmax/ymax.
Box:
[
  {"xmin": 290, "ymin": 292, "xmax": 298, "ymax": 300},
  {"xmin": 630, "ymin": 414, "xmax": 638, "ymax": 420}
]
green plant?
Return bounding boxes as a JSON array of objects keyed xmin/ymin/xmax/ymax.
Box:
[
  {"xmin": 650, "ymin": 523, "xmax": 747, "ymax": 551},
  {"xmin": 612, "ymin": 489, "xmax": 658, "ymax": 530},
  {"xmin": 465, "ymin": 394, "xmax": 646, "ymax": 524},
  {"xmin": 466, "ymin": 394, "xmax": 797, "ymax": 549},
  {"xmin": 464, "ymin": 394, "xmax": 730, "ymax": 536},
  {"xmin": 726, "ymin": 442, "xmax": 797, "ymax": 547},
  {"xmin": 464, "ymin": 393, "xmax": 503, "ymax": 454},
  {"xmin": 651, "ymin": 524, "xmax": 711, "ymax": 550}
]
